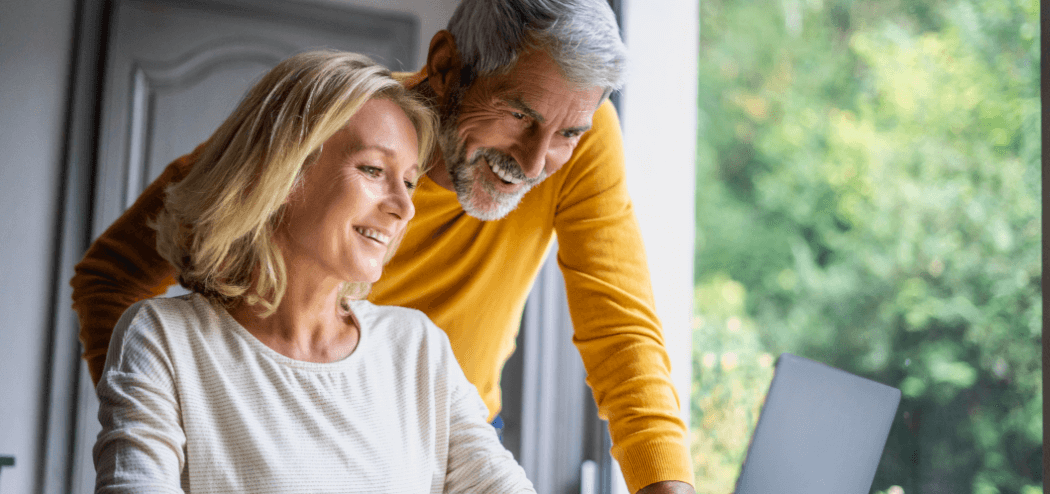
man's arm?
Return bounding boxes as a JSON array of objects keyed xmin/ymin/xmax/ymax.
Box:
[
  {"xmin": 71, "ymin": 146, "xmax": 202, "ymax": 385},
  {"xmin": 552, "ymin": 101, "xmax": 695, "ymax": 493}
]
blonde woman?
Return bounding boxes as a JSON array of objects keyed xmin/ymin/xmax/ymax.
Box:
[{"xmin": 93, "ymin": 51, "xmax": 534, "ymax": 493}]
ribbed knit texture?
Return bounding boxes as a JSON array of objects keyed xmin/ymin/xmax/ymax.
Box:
[{"xmin": 94, "ymin": 294, "xmax": 534, "ymax": 493}]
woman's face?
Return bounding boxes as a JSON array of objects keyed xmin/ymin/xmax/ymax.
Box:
[{"xmin": 276, "ymin": 98, "xmax": 420, "ymax": 284}]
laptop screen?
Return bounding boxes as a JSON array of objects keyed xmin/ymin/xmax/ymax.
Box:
[{"xmin": 734, "ymin": 353, "xmax": 901, "ymax": 494}]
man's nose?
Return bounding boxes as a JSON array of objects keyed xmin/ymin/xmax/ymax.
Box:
[{"xmin": 517, "ymin": 133, "xmax": 553, "ymax": 179}]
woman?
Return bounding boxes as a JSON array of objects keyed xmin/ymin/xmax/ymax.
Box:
[{"xmin": 93, "ymin": 51, "xmax": 534, "ymax": 493}]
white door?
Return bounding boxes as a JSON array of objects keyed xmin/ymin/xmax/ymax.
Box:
[{"xmin": 71, "ymin": 1, "xmax": 417, "ymax": 490}]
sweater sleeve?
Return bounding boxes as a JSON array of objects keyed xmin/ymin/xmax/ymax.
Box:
[
  {"xmin": 553, "ymin": 101, "xmax": 694, "ymax": 493},
  {"xmin": 94, "ymin": 301, "xmax": 186, "ymax": 494},
  {"xmin": 438, "ymin": 327, "xmax": 535, "ymax": 494},
  {"xmin": 71, "ymin": 145, "xmax": 203, "ymax": 385}
]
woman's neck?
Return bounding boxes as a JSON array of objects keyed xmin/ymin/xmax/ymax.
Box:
[{"xmin": 228, "ymin": 259, "xmax": 360, "ymax": 363}]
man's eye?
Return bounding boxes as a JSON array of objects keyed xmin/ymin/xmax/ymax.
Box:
[
  {"xmin": 561, "ymin": 130, "xmax": 582, "ymax": 138},
  {"xmin": 510, "ymin": 112, "xmax": 526, "ymax": 120}
]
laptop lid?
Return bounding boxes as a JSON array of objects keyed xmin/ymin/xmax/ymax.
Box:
[{"xmin": 734, "ymin": 353, "xmax": 901, "ymax": 494}]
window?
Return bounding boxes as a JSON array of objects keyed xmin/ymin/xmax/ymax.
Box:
[{"xmin": 691, "ymin": 1, "xmax": 1041, "ymax": 493}]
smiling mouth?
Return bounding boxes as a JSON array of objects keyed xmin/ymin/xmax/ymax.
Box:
[
  {"xmin": 486, "ymin": 156, "xmax": 523, "ymax": 185},
  {"xmin": 354, "ymin": 226, "xmax": 390, "ymax": 245}
]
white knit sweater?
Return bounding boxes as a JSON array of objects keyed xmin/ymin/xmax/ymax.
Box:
[{"xmin": 94, "ymin": 293, "xmax": 535, "ymax": 493}]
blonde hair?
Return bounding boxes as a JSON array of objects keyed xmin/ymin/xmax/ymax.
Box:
[{"xmin": 152, "ymin": 50, "xmax": 436, "ymax": 316}]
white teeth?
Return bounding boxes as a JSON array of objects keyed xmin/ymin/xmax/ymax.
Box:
[
  {"xmin": 354, "ymin": 227, "xmax": 390, "ymax": 244},
  {"xmin": 489, "ymin": 159, "xmax": 523, "ymax": 184}
]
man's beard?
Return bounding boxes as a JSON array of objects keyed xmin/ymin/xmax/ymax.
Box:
[{"xmin": 436, "ymin": 94, "xmax": 546, "ymax": 221}]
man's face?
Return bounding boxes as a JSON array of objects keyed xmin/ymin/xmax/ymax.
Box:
[{"xmin": 435, "ymin": 49, "xmax": 605, "ymax": 220}]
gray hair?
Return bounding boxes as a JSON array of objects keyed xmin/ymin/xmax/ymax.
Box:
[{"xmin": 447, "ymin": 0, "xmax": 627, "ymax": 93}]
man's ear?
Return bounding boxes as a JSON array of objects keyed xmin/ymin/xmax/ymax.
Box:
[{"xmin": 425, "ymin": 30, "xmax": 462, "ymax": 103}]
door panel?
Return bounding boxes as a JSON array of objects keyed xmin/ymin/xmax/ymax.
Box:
[{"xmin": 123, "ymin": 41, "xmax": 292, "ymax": 207}]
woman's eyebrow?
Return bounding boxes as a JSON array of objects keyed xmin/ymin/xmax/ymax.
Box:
[{"xmin": 346, "ymin": 144, "xmax": 397, "ymax": 157}]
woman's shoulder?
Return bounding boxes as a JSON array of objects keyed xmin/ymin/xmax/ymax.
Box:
[
  {"xmin": 112, "ymin": 294, "xmax": 221, "ymax": 355},
  {"xmin": 350, "ymin": 301, "xmax": 454, "ymax": 357},
  {"xmin": 105, "ymin": 293, "xmax": 233, "ymax": 381},
  {"xmin": 121, "ymin": 293, "xmax": 220, "ymax": 330}
]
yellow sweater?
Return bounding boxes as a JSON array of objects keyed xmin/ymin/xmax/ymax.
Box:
[{"xmin": 71, "ymin": 71, "xmax": 692, "ymax": 492}]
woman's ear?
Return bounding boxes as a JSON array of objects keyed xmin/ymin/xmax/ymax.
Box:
[{"xmin": 425, "ymin": 30, "xmax": 463, "ymax": 104}]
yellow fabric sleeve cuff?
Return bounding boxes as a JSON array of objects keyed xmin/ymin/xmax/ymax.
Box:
[{"xmin": 617, "ymin": 439, "xmax": 695, "ymax": 494}]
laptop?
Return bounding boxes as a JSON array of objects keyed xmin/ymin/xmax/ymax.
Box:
[{"xmin": 733, "ymin": 353, "xmax": 901, "ymax": 494}]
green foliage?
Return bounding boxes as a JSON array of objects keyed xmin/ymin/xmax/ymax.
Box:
[
  {"xmin": 691, "ymin": 0, "xmax": 1041, "ymax": 492},
  {"xmin": 690, "ymin": 278, "xmax": 775, "ymax": 490}
]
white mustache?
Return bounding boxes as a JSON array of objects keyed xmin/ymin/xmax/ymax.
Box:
[{"xmin": 473, "ymin": 150, "xmax": 541, "ymax": 186}]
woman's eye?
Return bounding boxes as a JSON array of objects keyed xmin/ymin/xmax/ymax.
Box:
[
  {"xmin": 358, "ymin": 165, "xmax": 381, "ymax": 177},
  {"xmin": 404, "ymin": 180, "xmax": 417, "ymax": 191}
]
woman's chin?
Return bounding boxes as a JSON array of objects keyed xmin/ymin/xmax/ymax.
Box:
[{"xmin": 344, "ymin": 258, "xmax": 384, "ymax": 285}]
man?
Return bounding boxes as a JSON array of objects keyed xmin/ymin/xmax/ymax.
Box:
[{"xmin": 71, "ymin": 1, "xmax": 695, "ymax": 492}]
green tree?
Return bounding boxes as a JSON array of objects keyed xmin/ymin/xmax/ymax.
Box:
[{"xmin": 691, "ymin": 0, "xmax": 1041, "ymax": 492}]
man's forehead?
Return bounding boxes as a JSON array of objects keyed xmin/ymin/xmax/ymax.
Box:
[{"xmin": 487, "ymin": 78, "xmax": 602, "ymax": 119}]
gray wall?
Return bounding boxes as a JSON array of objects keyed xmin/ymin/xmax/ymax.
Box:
[
  {"xmin": 319, "ymin": 0, "xmax": 460, "ymax": 70},
  {"xmin": 0, "ymin": 0, "xmax": 77, "ymax": 492}
]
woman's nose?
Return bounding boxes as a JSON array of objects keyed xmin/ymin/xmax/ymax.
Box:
[{"xmin": 383, "ymin": 181, "xmax": 415, "ymax": 222}]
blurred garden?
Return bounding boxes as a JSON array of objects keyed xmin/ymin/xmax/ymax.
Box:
[{"xmin": 689, "ymin": 0, "xmax": 1041, "ymax": 492}]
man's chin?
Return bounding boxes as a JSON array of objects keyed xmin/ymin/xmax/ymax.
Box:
[
  {"xmin": 457, "ymin": 186, "xmax": 525, "ymax": 221},
  {"xmin": 447, "ymin": 154, "xmax": 535, "ymax": 220},
  {"xmin": 460, "ymin": 197, "xmax": 518, "ymax": 221}
]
